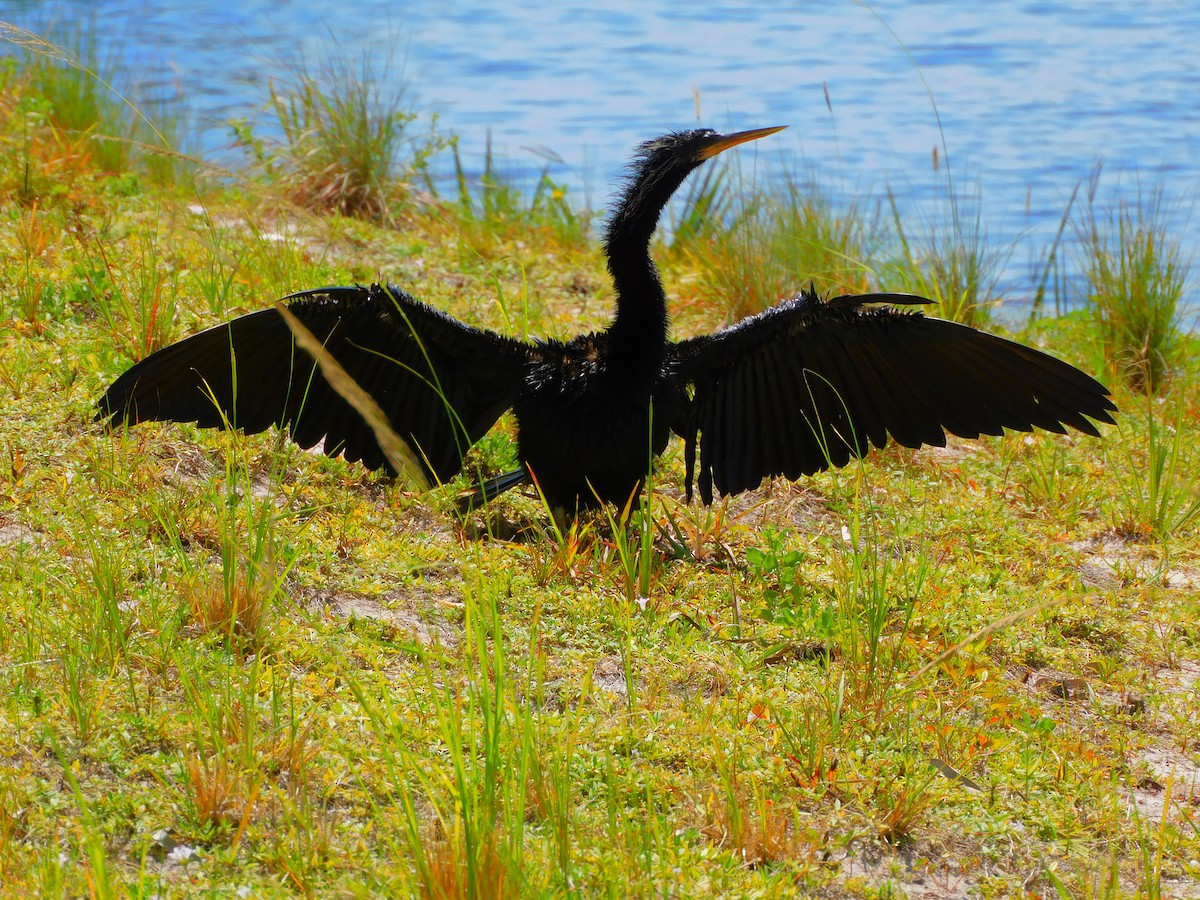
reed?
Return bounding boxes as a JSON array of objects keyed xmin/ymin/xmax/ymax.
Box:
[
  {"xmin": 884, "ymin": 182, "xmax": 1006, "ymax": 327},
  {"xmin": 4, "ymin": 19, "xmax": 189, "ymax": 181},
  {"xmin": 240, "ymin": 39, "xmax": 444, "ymax": 223},
  {"xmin": 673, "ymin": 169, "xmax": 876, "ymax": 320},
  {"xmin": 1076, "ymin": 166, "xmax": 1188, "ymax": 394}
]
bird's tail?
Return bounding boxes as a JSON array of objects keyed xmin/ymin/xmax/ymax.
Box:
[{"xmin": 455, "ymin": 468, "xmax": 529, "ymax": 512}]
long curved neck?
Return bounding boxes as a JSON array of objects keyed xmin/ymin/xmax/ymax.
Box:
[
  {"xmin": 602, "ymin": 159, "xmax": 697, "ymax": 357},
  {"xmin": 603, "ymin": 234, "xmax": 666, "ymax": 354}
]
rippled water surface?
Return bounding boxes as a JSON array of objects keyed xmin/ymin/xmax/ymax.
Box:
[{"xmin": 3, "ymin": 0, "xmax": 1197, "ymax": 310}]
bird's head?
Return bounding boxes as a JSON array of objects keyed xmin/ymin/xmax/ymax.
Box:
[
  {"xmin": 609, "ymin": 125, "xmax": 786, "ymax": 248},
  {"xmin": 629, "ymin": 126, "xmax": 786, "ymax": 191}
]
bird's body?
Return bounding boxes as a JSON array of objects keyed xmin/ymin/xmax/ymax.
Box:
[
  {"xmin": 513, "ymin": 330, "xmax": 680, "ymax": 507},
  {"xmin": 98, "ymin": 127, "xmax": 1116, "ymax": 512}
]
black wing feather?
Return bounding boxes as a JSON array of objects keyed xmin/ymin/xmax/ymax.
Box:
[
  {"xmin": 97, "ymin": 283, "xmax": 531, "ymax": 484},
  {"xmin": 668, "ymin": 288, "xmax": 1117, "ymax": 503}
]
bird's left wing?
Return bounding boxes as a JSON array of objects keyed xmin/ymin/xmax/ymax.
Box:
[
  {"xmin": 666, "ymin": 288, "xmax": 1117, "ymax": 504},
  {"xmin": 97, "ymin": 283, "xmax": 532, "ymax": 484}
]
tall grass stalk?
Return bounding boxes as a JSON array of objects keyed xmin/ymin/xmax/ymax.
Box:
[
  {"xmin": 602, "ymin": 492, "xmax": 658, "ymax": 710},
  {"xmin": 1027, "ymin": 183, "xmax": 1080, "ymax": 323},
  {"xmin": 865, "ymin": 7, "xmax": 1006, "ymax": 325},
  {"xmin": 605, "ymin": 500, "xmax": 657, "ymax": 607},
  {"xmin": 4, "ymin": 20, "xmax": 189, "ymax": 181},
  {"xmin": 253, "ymin": 40, "xmax": 442, "ymax": 222},
  {"xmin": 833, "ymin": 471, "xmax": 931, "ymax": 716},
  {"xmin": 185, "ymin": 214, "xmax": 252, "ymax": 319},
  {"xmin": 451, "ymin": 134, "xmax": 588, "ymax": 249},
  {"xmin": 886, "ymin": 184, "xmax": 1006, "ymax": 327},
  {"xmin": 174, "ymin": 658, "xmax": 264, "ymax": 834},
  {"xmin": 12, "ymin": 201, "xmax": 57, "ymax": 331},
  {"xmin": 72, "ymin": 212, "xmax": 181, "ymax": 359},
  {"xmin": 40, "ymin": 506, "xmax": 142, "ymax": 745},
  {"xmin": 674, "ymin": 170, "xmax": 875, "ymax": 320},
  {"xmin": 831, "ymin": 475, "xmax": 951, "ymax": 844},
  {"xmin": 1077, "ymin": 168, "xmax": 1187, "ymax": 394},
  {"xmin": 150, "ymin": 400, "xmax": 298, "ymax": 662},
  {"xmin": 1108, "ymin": 397, "xmax": 1200, "ymax": 540},
  {"xmin": 599, "ymin": 405, "xmax": 668, "ymax": 712},
  {"xmin": 351, "ymin": 576, "xmax": 536, "ymax": 898},
  {"xmin": 54, "ymin": 737, "xmax": 116, "ymax": 898},
  {"xmin": 706, "ymin": 731, "xmax": 800, "ymax": 866},
  {"xmin": 525, "ymin": 662, "xmax": 587, "ymax": 892}
]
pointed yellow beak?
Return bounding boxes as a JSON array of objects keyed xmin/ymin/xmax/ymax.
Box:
[{"xmin": 697, "ymin": 125, "xmax": 788, "ymax": 160}]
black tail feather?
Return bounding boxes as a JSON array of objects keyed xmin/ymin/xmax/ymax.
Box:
[{"xmin": 455, "ymin": 468, "xmax": 530, "ymax": 512}]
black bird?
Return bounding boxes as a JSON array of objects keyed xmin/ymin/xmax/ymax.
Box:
[{"xmin": 97, "ymin": 126, "xmax": 1116, "ymax": 511}]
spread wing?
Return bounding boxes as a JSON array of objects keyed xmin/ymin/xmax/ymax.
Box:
[
  {"xmin": 667, "ymin": 288, "xmax": 1117, "ymax": 504},
  {"xmin": 97, "ymin": 283, "xmax": 532, "ymax": 483}
]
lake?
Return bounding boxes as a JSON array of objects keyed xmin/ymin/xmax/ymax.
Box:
[{"xmin": 2, "ymin": 0, "xmax": 1197, "ymax": 317}]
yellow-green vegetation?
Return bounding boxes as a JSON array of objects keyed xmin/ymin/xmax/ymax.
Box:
[
  {"xmin": 1077, "ymin": 166, "xmax": 1188, "ymax": 396},
  {"xmin": 237, "ymin": 48, "xmax": 445, "ymax": 225},
  {"xmin": 883, "ymin": 183, "xmax": 1005, "ymax": 329},
  {"xmin": 3, "ymin": 37, "xmax": 1200, "ymax": 900},
  {"xmin": 671, "ymin": 169, "xmax": 877, "ymax": 320}
]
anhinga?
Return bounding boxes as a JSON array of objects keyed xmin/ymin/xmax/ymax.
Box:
[{"xmin": 97, "ymin": 126, "xmax": 1116, "ymax": 511}]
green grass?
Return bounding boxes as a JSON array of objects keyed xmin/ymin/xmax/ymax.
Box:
[
  {"xmin": 232, "ymin": 38, "xmax": 445, "ymax": 224},
  {"xmin": 3, "ymin": 18, "xmax": 190, "ymax": 183},
  {"xmin": 1108, "ymin": 393, "xmax": 1200, "ymax": 541},
  {"xmin": 448, "ymin": 132, "xmax": 592, "ymax": 260},
  {"xmin": 883, "ymin": 181, "xmax": 1006, "ymax": 327},
  {"xmin": 670, "ymin": 166, "xmax": 877, "ymax": 321},
  {"xmin": 1077, "ymin": 166, "xmax": 1189, "ymax": 394},
  {"xmin": 2, "ymin": 45, "xmax": 1200, "ymax": 899}
]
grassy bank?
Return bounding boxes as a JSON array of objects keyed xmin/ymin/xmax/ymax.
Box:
[{"xmin": 1, "ymin": 34, "xmax": 1199, "ymax": 899}]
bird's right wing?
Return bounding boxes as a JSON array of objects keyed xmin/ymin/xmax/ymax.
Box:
[
  {"xmin": 667, "ymin": 289, "xmax": 1117, "ymax": 504},
  {"xmin": 97, "ymin": 283, "xmax": 532, "ymax": 484}
]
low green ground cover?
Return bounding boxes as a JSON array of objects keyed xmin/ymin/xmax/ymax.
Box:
[{"xmin": 0, "ymin": 36, "xmax": 1198, "ymax": 898}]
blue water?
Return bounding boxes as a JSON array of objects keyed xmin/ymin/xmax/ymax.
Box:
[{"xmin": 3, "ymin": 0, "xmax": 1197, "ymax": 316}]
